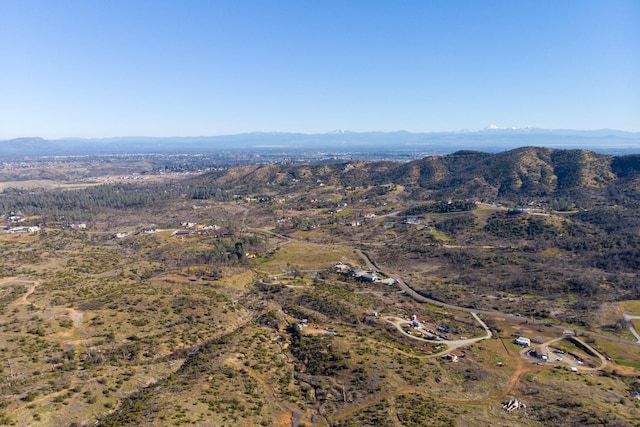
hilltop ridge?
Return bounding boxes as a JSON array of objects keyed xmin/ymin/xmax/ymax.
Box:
[{"xmin": 189, "ymin": 146, "xmax": 640, "ymax": 205}]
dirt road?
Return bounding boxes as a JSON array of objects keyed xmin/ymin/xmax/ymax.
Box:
[{"xmin": 384, "ymin": 312, "xmax": 492, "ymax": 357}]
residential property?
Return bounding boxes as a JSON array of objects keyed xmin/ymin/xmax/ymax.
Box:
[
  {"xmin": 6, "ymin": 226, "xmax": 40, "ymax": 234},
  {"xmin": 530, "ymin": 347, "xmax": 549, "ymax": 361},
  {"xmin": 514, "ymin": 337, "xmax": 531, "ymax": 347},
  {"xmin": 404, "ymin": 217, "xmax": 421, "ymax": 225},
  {"xmin": 6, "ymin": 214, "xmax": 24, "ymax": 223},
  {"xmin": 350, "ymin": 269, "xmax": 378, "ymax": 282},
  {"xmin": 333, "ymin": 263, "xmax": 351, "ymax": 274},
  {"xmin": 297, "ymin": 319, "xmax": 309, "ymax": 330},
  {"xmin": 333, "ymin": 263, "xmax": 391, "ymax": 284}
]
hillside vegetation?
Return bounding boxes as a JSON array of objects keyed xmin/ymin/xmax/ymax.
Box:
[{"xmin": 1, "ymin": 147, "xmax": 640, "ymax": 426}]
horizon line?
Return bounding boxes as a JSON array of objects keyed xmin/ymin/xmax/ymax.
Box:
[{"xmin": 4, "ymin": 126, "xmax": 640, "ymax": 141}]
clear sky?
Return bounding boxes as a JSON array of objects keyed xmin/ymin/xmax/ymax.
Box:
[{"xmin": 1, "ymin": 0, "xmax": 639, "ymax": 139}]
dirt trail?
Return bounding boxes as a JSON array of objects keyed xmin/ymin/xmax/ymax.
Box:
[
  {"xmin": 330, "ymin": 336, "xmax": 532, "ymax": 423},
  {"xmin": 329, "ymin": 381, "xmax": 519, "ymax": 424},
  {"xmin": 10, "ymin": 388, "xmax": 68, "ymax": 416},
  {"xmin": 386, "ymin": 396, "xmax": 404, "ymax": 427},
  {"xmin": 17, "ymin": 281, "xmax": 39, "ymax": 305},
  {"xmin": 304, "ymin": 236, "xmax": 617, "ymax": 423},
  {"xmin": 355, "ymin": 250, "xmax": 640, "ymax": 349},
  {"xmin": 0, "ymin": 277, "xmax": 40, "ymax": 307},
  {"xmin": 498, "ymin": 354, "xmax": 529, "ymax": 399},
  {"xmin": 2, "ymin": 277, "xmax": 87, "ymax": 337}
]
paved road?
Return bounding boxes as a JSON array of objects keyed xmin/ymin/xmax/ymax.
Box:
[
  {"xmin": 354, "ymin": 249, "xmax": 640, "ymax": 349},
  {"xmin": 242, "ymin": 228, "xmax": 640, "ymax": 349},
  {"xmin": 623, "ymin": 313, "xmax": 640, "ymax": 342}
]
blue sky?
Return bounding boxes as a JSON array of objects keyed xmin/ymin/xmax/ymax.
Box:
[{"xmin": 1, "ymin": 0, "xmax": 639, "ymax": 138}]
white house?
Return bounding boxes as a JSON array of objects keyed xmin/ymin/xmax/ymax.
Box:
[{"xmin": 514, "ymin": 337, "xmax": 531, "ymax": 347}]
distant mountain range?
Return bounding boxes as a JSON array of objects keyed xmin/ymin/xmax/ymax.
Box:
[{"xmin": 1, "ymin": 128, "xmax": 639, "ymax": 158}]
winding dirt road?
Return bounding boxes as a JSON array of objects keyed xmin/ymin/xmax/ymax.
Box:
[
  {"xmin": 384, "ymin": 312, "xmax": 493, "ymax": 357},
  {"xmin": 0, "ymin": 277, "xmax": 40, "ymax": 307},
  {"xmin": 1, "ymin": 276, "xmax": 84, "ymax": 328},
  {"xmin": 354, "ymin": 249, "xmax": 640, "ymax": 349}
]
